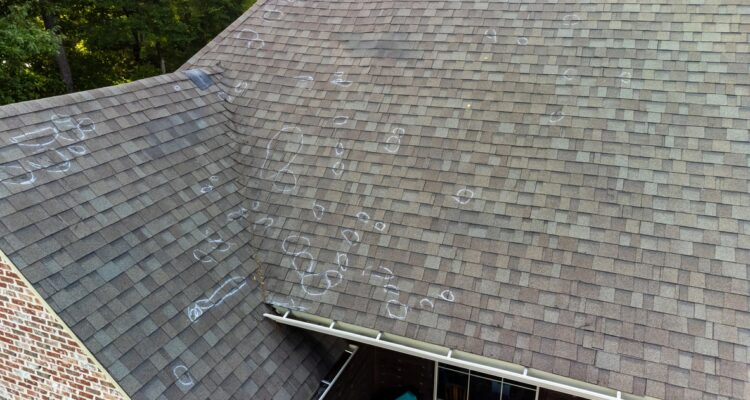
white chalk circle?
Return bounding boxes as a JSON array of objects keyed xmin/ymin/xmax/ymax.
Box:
[
  {"xmin": 331, "ymin": 71, "xmax": 353, "ymax": 87},
  {"xmin": 336, "ymin": 252, "xmax": 349, "ymax": 271},
  {"xmin": 282, "ymin": 235, "xmax": 312, "ymax": 256},
  {"xmin": 419, "ymin": 298, "xmax": 434, "ymax": 309},
  {"xmin": 300, "ymin": 270, "xmax": 342, "ymax": 296},
  {"xmin": 562, "ymin": 14, "xmax": 581, "ymax": 26},
  {"xmin": 341, "ymin": 229, "xmax": 360, "ymax": 246},
  {"xmin": 333, "ymin": 116, "xmax": 349, "ymax": 125},
  {"xmin": 374, "ymin": 221, "xmax": 387, "ymax": 232},
  {"xmin": 217, "ymin": 91, "xmax": 234, "ymax": 102},
  {"xmin": 619, "ymin": 71, "xmax": 632, "ymax": 85},
  {"xmin": 76, "ymin": 118, "xmax": 96, "ymax": 135},
  {"xmin": 11, "ymin": 126, "xmax": 58, "ymax": 147},
  {"xmin": 1, "ymin": 163, "xmax": 36, "ymax": 186},
  {"xmin": 363, "ymin": 265, "xmax": 394, "ymax": 281},
  {"xmin": 192, "ymin": 249, "xmax": 215, "ymax": 264},
  {"xmin": 292, "ymin": 251, "xmax": 316, "ymax": 274},
  {"xmin": 50, "ymin": 114, "xmax": 77, "ymax": 132},
  {"xmin": 312, "ymin": 202, "xmax": 325, "ymax": 220},
  {"xmin": 383, "ymin": 135, "xmax": 401, "ymax": 153},
  {"xmin": 335, "ymin": 141, "xmax": 345, "ymax": 156},
  {"xmin": 549, "ymin": 110, "xmax": 565, "ymax": 123},
  {"xmin": 331, "ymin": 160, "xmax": 345, "ymax": 176},
  {"xmin": 517, "ymin": 37, "xmax": 529, "ymax": 45},
  {"xmin": 294, "ymin": 75, "xmax": 314, "ymax": 89},
  {"xmin": 562, "ymin": 68, "xmax": 577, "ymax": 81},
  {"xmin": 386, "ymin": 300, "xmax": 408, "ymax": 320},
  {"xmin": 173, "ymin": 365, "xmax": 194, "ymax": 388},
  {"xmin": 237, "ymin": 29, "xmax": 264, "ymax": 50},
  {"xmin": 484, "ymin": 29, "xmax": 498, "ymax": 43},
  {"xmin": 452, "ymin": 188, "xmax": 474, "ymax": 205},
  {"xmin": 440, "ymin": 289, "xmax": 455, "ymax": 302},
  {"xmin": 206, "ymin": 232, "xmax": 231, "ymax": 252},
  {"xmin": 234, "ymin": 81, "xmax": 248, "ymax": 95},
  {"xmin": 356, "ymin": 211, "xmax": 370, "ymax": 223},
  {"xmin": 67, "ymin": 145, "xmax": 87, "ymax": 156},
  {"xmin": 253, "ymin": 216, "xmax": 274, "ymax": 232},
  {"xmin": 263, "ymin": 8, "xmax": 283, "ymax": 21},
  {"xmin": 227, "ymin": 207, "xmax": 248, "ymax": 221},
  {"xmin": 260, "ymin": 126, "xmax": 305, "ymax": 193}
]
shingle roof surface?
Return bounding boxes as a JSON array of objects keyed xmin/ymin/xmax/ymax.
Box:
[
  {"xmin": 1, "ymin": 0, "xmax": 750, "ymax": 399},
  {"xmin": 0, "ymin": 69, "xmax": 343, "ymax": 399}
]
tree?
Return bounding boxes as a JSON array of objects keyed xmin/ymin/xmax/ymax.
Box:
[
  {"xmin": 0, "ymin": 0, "xmax": 252, "ymax": 105},
  {"xmin": 40, "ymin": 1, "xmax": 75, "ymax": 92},
  {"xmin": 0, "ymin": 3, "xmax": 60, "ymax": 104}
]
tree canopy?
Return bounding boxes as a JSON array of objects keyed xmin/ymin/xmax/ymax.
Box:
[{"xmin": 0, "ymin": 0, "xmax": 253, "ymax": 105}]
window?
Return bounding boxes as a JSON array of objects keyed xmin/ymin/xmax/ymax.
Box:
[{"xmin": 436, "ymin": 364, "xmax": 537, "ymax": 400}]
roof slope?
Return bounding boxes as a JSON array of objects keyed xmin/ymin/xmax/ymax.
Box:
[
  {"xmin": 186, "ymin": 0, "xmax": 750, "ymax": 398},
  {"xmin": 1, "ymin": 0, "xmax": 750, "ymax": 399},
  {"xmin": 0, "ymin": 68, "xmax": 343, "ymax": 399}
]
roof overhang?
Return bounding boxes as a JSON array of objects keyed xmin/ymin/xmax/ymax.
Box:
[{"xmin": 264, "ymin": 306, "xmax": 655, "ymax": 400}]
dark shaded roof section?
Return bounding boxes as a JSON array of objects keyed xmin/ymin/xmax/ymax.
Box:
[
  {"xmin": 0, "ymin": 68, "xmax": 344, "ymax": 399},
  {"xmin": 0, "ymin": 0, "xmax": 749, "ymax": 400},
  {"xmin": 185, "ymin": 1, "xmax": 749, "ymax": 399}
]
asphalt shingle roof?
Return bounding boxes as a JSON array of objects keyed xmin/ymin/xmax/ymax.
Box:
[
  {"xmin": 0, "ymin": 68, "xmax": 343, "ymax": 399},
  {"xmin": 1, "ymin": 0, "xmax": 749, "ymax": 399}
]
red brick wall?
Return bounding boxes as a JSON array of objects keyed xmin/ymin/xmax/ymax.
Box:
[{"xmin": 0, "ymin": 258, "xmax": 127, "ymax": 400}]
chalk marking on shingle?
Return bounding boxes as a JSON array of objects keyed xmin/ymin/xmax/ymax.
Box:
[
  {"xmin": 260, "ymin": 125, "xmax": 305, "ymax": 193},
  {"xmin": 356, "ymin": 211, "xmax": 370, "ymax": 223},
  {"xmin": 330, "ymin": 71, "xmax": 353, "ymax": 87},
  {"xmin": 236, "ymin": 28, "xmax": 264, "ymax": 49},
  {"xmin": 386, "ymin": 300, "xmax": 408, "ymax": 320},
  {"xmin": 331, "ymin": 160, "xmax": 345, "ymax": 176},
  {"xmin": 452, "ymin": 188, "xmax": 474, "ymax": 204},
  {"xmin": 562, "ymin": 14, "xmax": 581, "ymax": 26},
  {"xmin": 440, "ymin": 289, "xmax": 455, "ymax": 302},
  {"xmin": 253, "ymin": 216, "xmax": 274, "ymax": 232},
  {"xmin": 312, "ymin": 202, "xmax": 325, "ymax": 220},
  {"xmin": 173, "ymin": 365, "xmax": 194, "ymax": 388},
  {"xmin": 186, "ymin": 276, "xmax": 247, "ymax": 322},
  {"xmin": 484, "ymin": 29, "xmax": 497, "ymax": 43}
]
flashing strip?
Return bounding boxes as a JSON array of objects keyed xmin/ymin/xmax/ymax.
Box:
[{"xmin": 264, "ymin": 309, "xmax": 638, "ymax": 400}]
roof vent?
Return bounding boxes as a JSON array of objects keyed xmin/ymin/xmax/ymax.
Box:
[{"xmin": 184, "ymin": 69, "xmax": 214, "ymax": 90}]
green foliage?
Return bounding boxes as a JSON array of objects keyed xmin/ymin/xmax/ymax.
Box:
[
  {"xmin": 0, "ymin": 3, "xmax": 61, "ymax": 104},
  {"xmin": 0, "ymin": 0, "xmax": 253, "ymax": 105}
]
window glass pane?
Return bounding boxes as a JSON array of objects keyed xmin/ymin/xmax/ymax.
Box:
[
  {"xmin": 468, "ymin": 375, "xmax": 502, "ymax": 400},
  {"xmin": 537, "ymin": 387, "xmax": 587, "ymax": 400},
  {"xmin": 439, "ymin": 363, "xmax": 471, "ymax": 374},
  {"xmin": 501, "ymin": 382, "xmax": 536, "ymax": 400},
  {"xmin": 502, "ymin": 377, "xmax": 536, "ymax": 390},
  {"xmin": 437, "ymin": 368, "xmax": 469, "ymax": 400},
  {"xmin": 471, "ymin": 370, "xmax": 501, "ymax": 381}
]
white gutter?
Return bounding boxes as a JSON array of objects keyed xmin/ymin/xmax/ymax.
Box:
[{"xmin": 264, "ymin": 312, "xmax": 625, "ymax": 400}]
